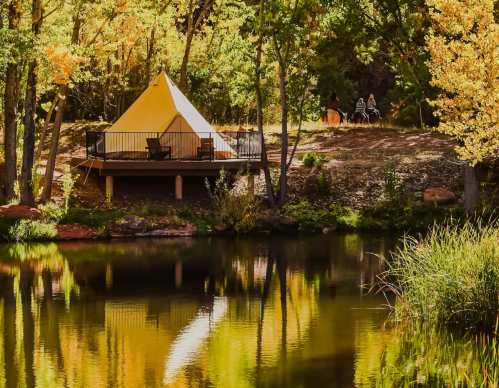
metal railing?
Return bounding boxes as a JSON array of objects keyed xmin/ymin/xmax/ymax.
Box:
[{"xmin": 86, "ymin": 131, "xmax": 263, "ymax": 161}]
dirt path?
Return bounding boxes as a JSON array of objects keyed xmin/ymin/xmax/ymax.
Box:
[{"xmin": 262, "ymin": 125, "xmax": 460, "ymax": 209}]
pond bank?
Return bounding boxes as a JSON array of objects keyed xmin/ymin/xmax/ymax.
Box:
[{"xmin": 0, "ymin": 199, "xmax": 463, "ymax": 242}]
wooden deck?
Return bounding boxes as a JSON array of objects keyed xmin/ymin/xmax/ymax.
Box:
[{"xmin": 71, "ymin": 157, "xmax": 264, "ymax": 177}]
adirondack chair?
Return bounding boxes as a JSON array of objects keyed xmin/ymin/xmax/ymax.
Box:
[
  {"xmin": 197, "ymin": 138, "xmax": 215, "ymax": 160},
  {"xmin": 146, "ymin": 138, "xmax": 172, "ymax": 160}
]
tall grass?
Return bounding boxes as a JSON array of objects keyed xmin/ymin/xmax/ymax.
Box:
[
  {"xmin": 379, "ymin": 219, "xmax": 499, "ymax": 325},
  {"xmin": 355, "ymin": 322, "xmax": 499, "ymax": 388}
]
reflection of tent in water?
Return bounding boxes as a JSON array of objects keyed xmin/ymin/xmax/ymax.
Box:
[
  {"xmin": 164, "ymin": 297, "xmax": 228, "ymax": 384},
  {"xmin": 102, "ymin": 71, "xmax": 235, "ymax": 159}
]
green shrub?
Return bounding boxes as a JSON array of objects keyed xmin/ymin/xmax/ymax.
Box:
[
  {"xmin": 302, "ymin": 152, "xmax": 318, "ymax": 168},
  {"xmin": 61, "ymin": 165, "xmax": 80, "ymax": 212},
  {"xmin": 60, "ymin": 206, "xmax": 123, "ymax": 227},
  {"xmin": 382, "ymin": 164, "xmax": 404, "ymax": 200},
  {"xmin": 269, "ymin": 165, "xmax": 281, "ymax": 196},
  {"xmin": 317, "ymin": 172, "xmax": 332, "ymax": 195},
  {"xmin": 9, "ymin": 219, "xmax": 58, "ymax": 242},
  {"xmin": 359, "ymin": 201, "xmax": 460, "ymax": 231},
  {"xmin": 314, "ymin": 154, "xmax": 327, "ymax": 169},
  {"xmin": 283, "ymin": 201, "xmax": 359, "ymax": 232},
  {"xmin": 206, "ymin": 169, "xmax": 258, "ymax": 232},
  {"xmin": 379, "ymin": 219, "xmax": 499, "ymax": 325},
  {"xmin": 39, "ymin": 201, "xmax": 64, "ymax": 222}
]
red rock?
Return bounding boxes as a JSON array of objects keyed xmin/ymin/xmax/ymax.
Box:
[
  {"xmin": 215, "ymin": 224, "xmax": 227, "ymax": 231},
  {"xmin": 424, "ymin": 188, "xmax": 456, "ymax": 203},
  {"xmin": 0, "ymin": 205, "xmax": 43, "ymax": 220},
  {"xmin": 279, "ymin": 217, "xmax": 298, "ymax": 227},
  {"xmin": 136, "ymin": 222, "xmax": 197, "ymax": 237},
  {"xmin": 256, "ymin": 214, "xmax": 281, "ymax": 225},
  {"xmin": 56, "ymin": 225, "xmax": 99, "ymax": 240},
  {"xmin": 303, "ymin": 174, "xmax": 320, "ymax": 194}
]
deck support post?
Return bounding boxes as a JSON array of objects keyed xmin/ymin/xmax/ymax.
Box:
[
  {"xmin": 106, "ymin": 176, "xmax": 114, "ymax": 198},
  {"xmin": 248, "ymin": 174, "xmax": 255, "ymax": 199},
  {"xmin": 175, "ymin": 260, "xmax": 182, "ymax": 289},
  {"xmin": 175, "ymin": 175, "xmax": 182, "ymax": 200}
]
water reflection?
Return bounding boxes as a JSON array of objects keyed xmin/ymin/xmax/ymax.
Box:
[
  {"xmin": 0, "ymin": 234, "xmax": 393, "ymax": 388},
  {"xmin": 355, "ymin": 321, "xmax": 499, "ymax": 387}
]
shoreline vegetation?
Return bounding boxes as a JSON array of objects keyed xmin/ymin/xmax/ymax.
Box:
[{"xmin": 379, "ymin": 219, "xmax": 499, "ymax": 327}]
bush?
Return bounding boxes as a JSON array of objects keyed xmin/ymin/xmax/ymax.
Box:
[
  {"xmin": 382, "ymin": 164, "xmax": 404, "ymax": 200},
  {"xmin": 61, "ymin": 165, "xmax": 80, "ymax": 212},
  {"xmin": 317, "ymin": 172, "xmax": 332, "ymax": 195},
  {"xmin": 206, "ymin": 169, "xmax": 258, "ymax": 232},
  {"xmin": 39, "ymin": 201, "xmax": 64, "ymax": 222},
  {"xmin": 379, "ymin": 219, "xmax": 499, "ymax": 325},
  {"xmin": 302, "ymin": 152, "xmax": 327, "ymax": 169},
  {"xmin": 302, "ymin": 152, "xmax": 318, "ymax": 168},
  {"xmin": 359, "ymin": 201, "xmax": 460, "ymax": 231},
  {"xmin": 283, "ymin": 201, "xmax": 359, "ymax": 232},
  {"xmin": 60, "ymin": 206, "xmax": 124, "ymax": 227},
  {"xmin": 9, "ymin": 219, "xmax": 58, "ymax": 242}
]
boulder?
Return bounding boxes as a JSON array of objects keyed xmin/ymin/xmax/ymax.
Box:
[
  {"xmin": 256, "ymin": 213, "xmax": 281, "ymax": 225},
  {"xmin": 279, "ymin": 217, "xmax": 298, "ymax": 227},
  {"xmin": 0, "ymin": 205, "xmax": 43, "ymax": 220},
  {"xmin": 424, "ymin": 188, "xmax": 456, "ymax": 203},
  {"xmin": 135, "ymin": 222, "xmax": 197, "ymax": 237},
  {"xmin": 303, "ymin": 174, "xmax": 320, "ymax": 194},
  {"xmin": 122, "ymin": 215, "xmax": 146, "ymax": 230},
  {"xmin": 56, "ymin": 225, "xmax": 100, "ymax": 240},
  {"xmin": 215, "ymin": 224, "xmax": 227, "ymax": 232}
]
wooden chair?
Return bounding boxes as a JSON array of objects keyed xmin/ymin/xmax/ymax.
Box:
[
  {"xmin": 146, "ymin": 138, "xmax": 171, "ymax": 160},
  {"xmin": 197, "ymin": 138, "xmax": 215, "ymax": 160}
]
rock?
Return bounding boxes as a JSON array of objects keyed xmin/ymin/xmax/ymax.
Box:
[
  {"xmin": 424, "ymin": 188, "xmax": 456, "ymax": 203},
  {"xmin": 122, "ymin": 215, "xmax": 146, "ymax": 230},
  {"xmin": 0, "ymin": 205, "xmax": 43, "ymax": 220},
  {"xmin": 256, "ymin": 214, "xmax": 281, "ymax": 225},
  {"xmin": 136, "ymin": 222, "xmax": 197, "ymax": 237},
  {"xmin": 215, "ymin": 224, "xmax": 227, "ymax": 231},
  {"xmin": 303, "ymin": 174, "xmax": 320, "ymax": 194},
  {"xmin": 323, "ymin": 222, "xmax": 338, "ymax": 234},
  {"xmin": 279, "ymin": 217, "xmax": 298, "ymax": 227},
  {"xmin": 56, "ymin": 225, "xmax": 99, "ymax": 240}
]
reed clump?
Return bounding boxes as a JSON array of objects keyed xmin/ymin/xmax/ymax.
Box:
[{"xmin": 380, "ymin": 219, "xmax": 499, "ymax": 325}]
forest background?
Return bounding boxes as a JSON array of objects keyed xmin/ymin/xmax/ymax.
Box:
[{"xmin": 0, "ymin": 0, "xmax": 495, "ymax": 208}]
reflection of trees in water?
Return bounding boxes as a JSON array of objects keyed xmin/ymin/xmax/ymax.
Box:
[
  {"xmin": 0, "ymin": 235, "xmax": 394, "ymax": 388},
  {"xmin": 354, "ymin": 320, "xmax": 499, "ymax": 388}
]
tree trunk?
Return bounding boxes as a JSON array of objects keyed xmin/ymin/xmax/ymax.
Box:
[
  {"xmin": 463, "ymin": 163, "xmax": 481, "ymax": 215},
  {"xmin": 3, "ymin": 0, "xmax": 22, "ymax": 200},
  {"xmin": 255, "ymin": 0, "xmax": 275, "ymax": 207},
  {"xmin": 145, "ymin": 27, "xmax": 155, "ymax": 85},
  {"xmin": 179, "ymin": 30, "xmax": 195, "ymax": 94},
  {"xmin": 34, "ymin": 92, "xmax": 59, "ymax": 163},
  {"xmin": 41, "ymin": 86, "xmax": 68, "ymax": 203},
  {"xmin": 41, "ymin": 16, "xmax": 80, "ymax": 203},
  {"xmin": 277, "ymin": 66, "xmax": 288, "ymax": 208},
  {"xmin": 20, "ymin": 60, "xmax": 37, "ymax": 207},
  {"xmin": 20, "ymin": 0, "xmax": 42, "ymax": 207}
]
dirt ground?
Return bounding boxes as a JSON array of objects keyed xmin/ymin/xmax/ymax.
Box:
[
  {"xmin": 40, "ymin": 122, "xmax": 461, "ymax": 210},
  {"xmin": 261, "ymin": 124, "xmax": 461, "ymax": 209}
]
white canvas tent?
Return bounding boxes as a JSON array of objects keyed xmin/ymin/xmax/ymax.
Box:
[{"xmin": 104, "ymin": 71, "xmax": 234, "ymax": 159}]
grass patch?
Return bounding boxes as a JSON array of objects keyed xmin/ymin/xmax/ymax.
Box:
[
  {"xmin": 379, "ymin": 219, "xmax": 499, "ymax": 326},
  {"xmin": 8, "ymin": 220, "xmax": 58, "ymax": 242},
  {"xmin": 358, "ymin": 201, "xmax": 461, "ymax": 231}
]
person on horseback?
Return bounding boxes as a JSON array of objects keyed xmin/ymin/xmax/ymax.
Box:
[
  {"xmin": 355, "ymin": 98, "xmax": 369, "ymax": 124},
  {"xmin": 366, "ymin": 94, "xmax": 380, "ymax": 118},
  {"xmin": 328, "ymin": 92, "xmax": 345, "ymax": 124}
]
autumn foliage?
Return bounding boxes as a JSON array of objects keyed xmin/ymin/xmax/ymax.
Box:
[{"xmin": 426, "ymin": 0, "xmax": 499, "ymax": 163}]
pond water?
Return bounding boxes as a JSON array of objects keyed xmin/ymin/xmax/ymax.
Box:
[{"xmin": 0, "ymin": 234, "xmax": 491, "ymax": 387}]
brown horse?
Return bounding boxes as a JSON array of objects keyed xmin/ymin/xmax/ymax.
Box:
[{"xmin": 352, "ymin": 112, "xmax": 367, "ymax": 124}]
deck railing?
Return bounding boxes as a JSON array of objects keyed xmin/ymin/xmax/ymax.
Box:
[{"xmin": 86, "ymin": 131, "xmax": 262, "ymax": 161}]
